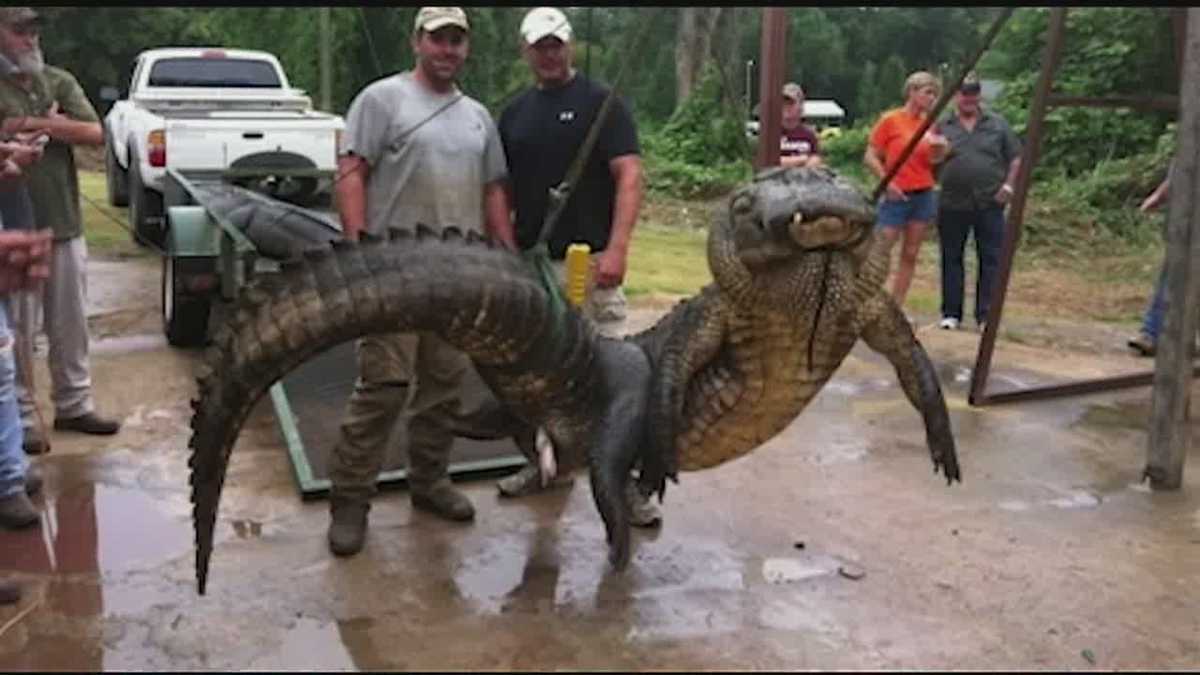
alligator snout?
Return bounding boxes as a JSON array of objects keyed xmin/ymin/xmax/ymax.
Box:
[{"xmin": 788, "ymin": 213, "xmax": 864, "ymax": 250}]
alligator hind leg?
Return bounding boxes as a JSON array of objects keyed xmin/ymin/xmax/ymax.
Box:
[
  {"xmin": 588, "ymin": 339, "xmax": 653, "ymax": 569},
  {"xmin": 859, "ymin": 296, "xmax": 961, "ymax": 484}
]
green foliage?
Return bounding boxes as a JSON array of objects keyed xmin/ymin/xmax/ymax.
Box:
[
  {"xmin": 644, "ymin": 64, "xmax": 747, "ymax": 166},
  {"xmin": 642, "ymin": 63, "xmax": 752, "ymax": 198},
  {"xmin": 990, "ymin": 8, "xmax": 1175, "ymax": 179}
]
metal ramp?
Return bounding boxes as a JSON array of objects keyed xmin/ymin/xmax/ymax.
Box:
[{"xmin": 271, "ymin": 341, "xmax": 528, "ymax": 500}]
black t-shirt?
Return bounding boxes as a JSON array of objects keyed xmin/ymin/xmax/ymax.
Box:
[{"xmin": 498, "ymin": 73, "xmax": 639, "ymax": 259}]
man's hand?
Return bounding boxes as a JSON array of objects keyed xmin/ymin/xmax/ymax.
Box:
[
  {"xmin": 593, "ymin": 246, "xmax": 627, "ymax": 289},
  {"xmin": 994, "ymin": 183, "xmax": 1015, "ymax": 205},
  {"xmin": 0, "ymin": 230, "xmax": 52, "ymax": 293}
]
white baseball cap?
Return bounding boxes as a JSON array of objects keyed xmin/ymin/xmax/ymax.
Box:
[{"xmin": 520, "ymin": 7, "xmax": 572, "ymax": 44}]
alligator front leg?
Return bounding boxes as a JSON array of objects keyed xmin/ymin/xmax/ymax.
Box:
[{"xmin": 858, "ymin": 295, "xmax": 961, "ymax": 484}]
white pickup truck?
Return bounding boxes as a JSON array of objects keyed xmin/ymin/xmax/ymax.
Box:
[{"xmin": 102, "ymin": 47, "xmax": 344, "ymax": 246}]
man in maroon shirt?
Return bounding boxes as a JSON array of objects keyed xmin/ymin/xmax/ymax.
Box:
[{"xmin": 779, "ymin": 82, "xmax": 822, "ymax": 169}]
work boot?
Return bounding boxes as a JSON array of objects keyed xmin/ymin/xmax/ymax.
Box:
[
  {"xmin": 1127, "ymin": 333, "xmax": 1156, "ymax": 357},
  {"xmin": 411, "ymin": 482, "xmax": 475, "ymax": 522},
  {"xmin": 327, "ymin": 497, "xmax": 370, "ymax": 557},
  {"xmin": 626, "ymin": 480, "xmax": 662, "ymax": 529},
  {"xmin": 24, "ymin": 464, "xmax": 42, "ymax": 497},
  {"xmin": 0, "ymin": 580, "xmax": 20, "ymax": 605},
  {"xmin": 54, "ymin": 412, "xmax": 121, "ymax": 435},
  {"xmin": 22, "ymin": 427, "xmax": 49, "ymax": 455},
  {"xmin": 55, "ymin": 410, "xmax": 121, "ymax": 429},
  {"xmin": 0, "ymin": 492, "xmax": 40, "ymax": 529},
  {"xmin": 496, "ymin": 463, "xmax": 575, "ymax": 498}
]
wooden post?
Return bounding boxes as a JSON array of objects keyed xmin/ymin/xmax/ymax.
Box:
[
  {"xmin": 754, "ymin": 8, "xmax": 787, "ymax": 171},
  {"xmin": 1147, "ymin": 8, "xmax": 1200, "ymax": 490}
]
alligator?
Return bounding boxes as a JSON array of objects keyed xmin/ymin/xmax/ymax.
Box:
[{"xmin": 187, "ymin": 165, "xmax": 960, "ymax": 595}]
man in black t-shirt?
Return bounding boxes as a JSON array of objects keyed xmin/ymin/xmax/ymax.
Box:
[
  {"xmin": 498, "ymin": 7, "xmax": 642, "ymax": 330},
  {"xmin": 496, "ymin": 8, "xmax": 656, "ymax": 525}
]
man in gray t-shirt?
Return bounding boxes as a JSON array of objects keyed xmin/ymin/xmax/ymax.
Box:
[{"xmin": 326, "ymin": 7, "xmax": 516, "ymax": 558}]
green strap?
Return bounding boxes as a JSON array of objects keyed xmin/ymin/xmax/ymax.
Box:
[{"xmin": 522, "ymin": 244, "xmax": 571, "ymax": 343}]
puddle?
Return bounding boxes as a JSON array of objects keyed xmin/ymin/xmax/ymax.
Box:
[
  {"xmin": 4, "ymin": 482, "xmax": 191, "ymax": 576},
  {"xmin": 244, "ymin": 617, "xmax": 357, "ymax": 671}
]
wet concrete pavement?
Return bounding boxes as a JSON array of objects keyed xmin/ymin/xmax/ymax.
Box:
[{"xmin": 2, "ymin": 256, "xmax": 1200, "ymax": 670}]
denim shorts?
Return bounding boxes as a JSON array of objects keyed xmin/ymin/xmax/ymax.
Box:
[{"xmin": 876, "ymin": 188, "xmax": 938, "ymax": 228}]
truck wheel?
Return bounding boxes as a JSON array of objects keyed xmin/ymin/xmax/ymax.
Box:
[
  {"xmin": 128, "ymin": 155, "xmax": 165, "ymax": 249},
  {"xmin": 162, "ymin": 255, "xmax": 214, "ymax": 348},
  {"xmin": 104, "ymin": 134, "xmax": 129, "ymax": 207}
]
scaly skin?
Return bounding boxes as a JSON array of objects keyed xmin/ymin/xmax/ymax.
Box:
[
  {"xmin": 633, "ymin": 166, "xmax": 959, "ymax": 497},
  {"xmin": 186, "ymin": 167, "xmax": 959, "ymax": 595}
]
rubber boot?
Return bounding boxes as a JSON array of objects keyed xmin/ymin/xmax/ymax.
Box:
[{"xmin": 327, "ymin": 496, "xmax": 370, "ymax": 557}]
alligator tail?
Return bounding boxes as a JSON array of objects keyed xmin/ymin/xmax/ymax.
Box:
[{"xmin": 188, "ymin": 227, "xmax": 591, "ymax": 594}]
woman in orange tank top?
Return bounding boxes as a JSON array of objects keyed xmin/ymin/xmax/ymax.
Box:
[{"xmin": 864, "ymin": 71, "xmax": 950, "ymax": 312}]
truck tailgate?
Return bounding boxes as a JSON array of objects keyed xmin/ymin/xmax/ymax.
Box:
[{"xmin": 164, "ymin": 116, "xmax": 340, "ymax": 171}]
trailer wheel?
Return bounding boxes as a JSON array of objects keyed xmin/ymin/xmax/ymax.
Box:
[
  {"xmin": 162, "ymin": 255, "xmax": 214, "ymax": 348},
  {"xmin": 104, "ymin": 132, "xmax": 129, "ymax": 207},
  {"xmin": 129, "ymin": 152, "xmax": 165, "ymax": 249}
]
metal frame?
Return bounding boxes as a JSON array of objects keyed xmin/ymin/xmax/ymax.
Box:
[{"xmin": 969, "ymin": 7, "xmax": 1191, "ymax": 407}]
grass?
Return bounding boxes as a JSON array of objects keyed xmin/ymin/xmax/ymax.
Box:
[{"xmin": 79, "ymin": 170, "xmax": 150, "ymax": 259}]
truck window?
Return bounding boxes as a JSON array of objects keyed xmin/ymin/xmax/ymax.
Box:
[{"xmin": 147, "ymin": 58, "xmax": 282, "ymax": 88}]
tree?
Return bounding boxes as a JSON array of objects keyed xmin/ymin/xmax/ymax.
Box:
[{"xmin": 674, "ymin": 8, "xmax": 723, "ymax": 108}]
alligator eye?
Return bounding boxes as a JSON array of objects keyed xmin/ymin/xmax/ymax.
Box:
[{"xmin": 732, "ymin": 193, "xmax": 754, "ymax": 215}]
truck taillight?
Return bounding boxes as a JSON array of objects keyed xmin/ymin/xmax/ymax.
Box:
[{"xmin": 147, "ymin": 129, "xmax": 166, "ymax": 168}]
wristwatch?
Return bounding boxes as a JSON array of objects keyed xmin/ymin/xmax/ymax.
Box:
[{"xmin": 1000, "ymin": 183, "xmax": 1014, "ymax": 194}]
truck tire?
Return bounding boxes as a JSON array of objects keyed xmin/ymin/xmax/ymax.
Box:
[
  {"xmin": 104, "ymin": 133, "xmax": 129, "ymax": 207},
  {"xmin": 162, "ymin": 255, "xmax": 214, "ymax": 348},
  {"xmin": 128, "ymin": 153, "xmax": 165, "ymax": 249}
]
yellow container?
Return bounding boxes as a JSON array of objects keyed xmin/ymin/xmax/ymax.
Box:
[{"xmin": 565, "ymin": 243, "xmax": 591, "ymax": 308}]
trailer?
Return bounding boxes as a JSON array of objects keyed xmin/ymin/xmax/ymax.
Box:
[{"xmin": 159, "ymin": 167, "xmax": 526, "ymax": 498}]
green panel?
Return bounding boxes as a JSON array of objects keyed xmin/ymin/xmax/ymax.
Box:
[
  {"xmin": 166, "ymin": 205, "xmax": 219, "ymax": 257},
  {"xmin": 270, "ymin": 381, "xmax": 527, "ymax": 501}
]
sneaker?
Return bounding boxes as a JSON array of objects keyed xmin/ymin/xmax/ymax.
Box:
[
  {"xmin": 496, "ymin": 463, "xmax": 575, "ymax": 498},
  {"xmin": 938, "ymin": 317, "xmax": 960, "ymax": 330},
  {"xmin": 1127, "ymin": 333, "xmax": 1156, "ymax": 357},
  {"xmin": 0, "ymin": 492, "xmax": 40, "ymax": 529},
  {"xmin": 327, "ymin": 497, "xmax": 370, "ymax": 557},
  {"xmin": 22, "ymin": 428, "xmax": 49, "ymax": 455},
  {"xmin": 54, "ymin": 412, "xmax": 120, "ymax": 435},
  {"xmin": 411, "ymin": 483, "xmax": 475, "ymax": 522}
]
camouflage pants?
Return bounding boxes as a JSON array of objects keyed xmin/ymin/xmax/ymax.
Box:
[
  {"xmin": 329, "ymin": 331, "xmax": 472, "ymax": 500},
  {"xmin": 549, "ymin": 253, "xmax": 628, "ymax": 338}
]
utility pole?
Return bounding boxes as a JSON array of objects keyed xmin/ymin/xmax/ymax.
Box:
[
  {"xmin": 754, "ymin": 8, "xmax": 787, "ymax": 171},
  {"xmin": 319, "ymin": 7, "xmax": 332, "ymax": 112}
]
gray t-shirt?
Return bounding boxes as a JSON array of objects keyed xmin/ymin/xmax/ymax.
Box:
[
  {"xmin": 341, "ymin": 71, "xmax": 507, "ymax": 236},
  {"xmin": 938, "ymin": 108, "xmax": 1022, "ymax": 211}
]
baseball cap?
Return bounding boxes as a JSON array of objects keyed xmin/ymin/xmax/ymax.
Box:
[
  {"xmin": 782, "ymin": 82, "xmax": 804, "ymax": 102},
  {"xmin": 959, "ymin": 72, "xmax": 982, "ymax": 95},
  {"xmin": 414, "ymin": 7, "xmax": 469, "ymax": 34},
  {"xmin": 520, "ymin": 7, "xmax": 572, "ymax": 44},
  {"xmin": 0, "ymin": 7, "xmax": 38, "ymax": 26}
]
